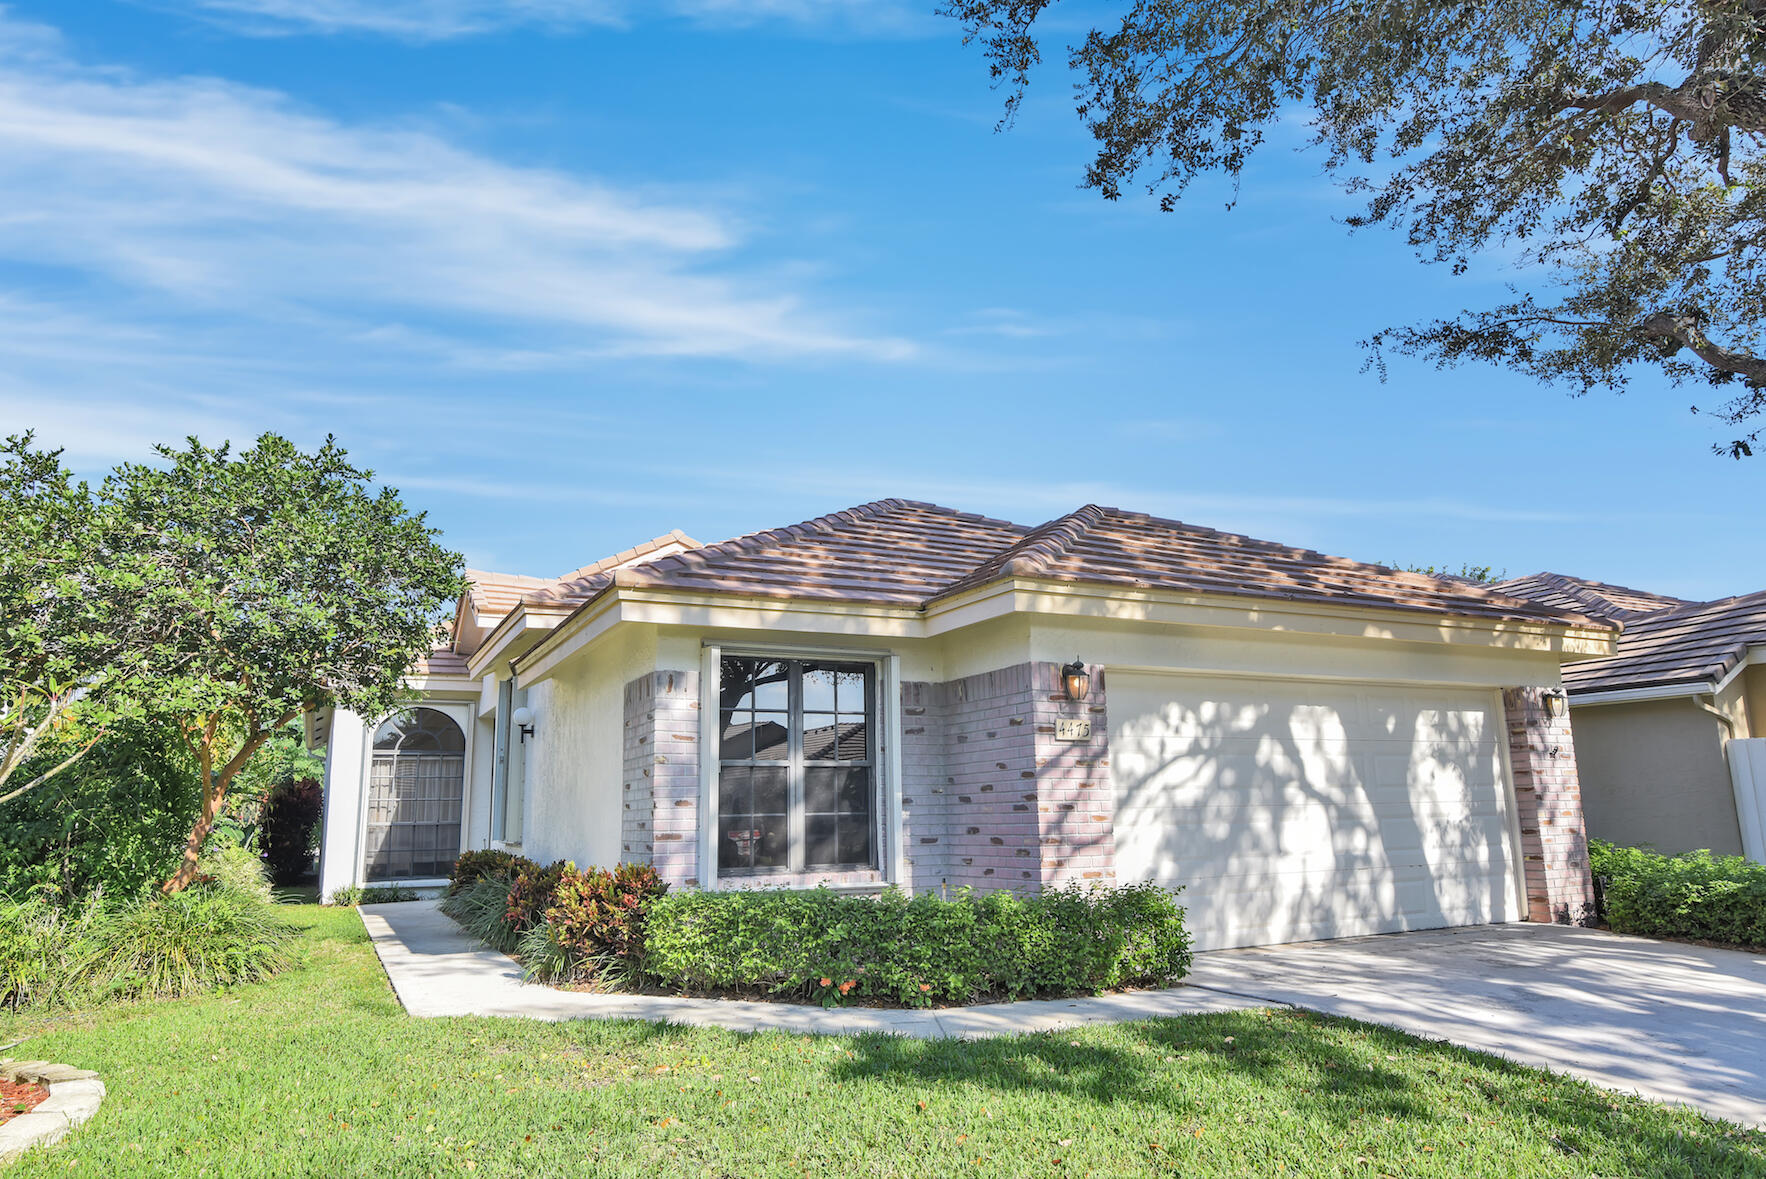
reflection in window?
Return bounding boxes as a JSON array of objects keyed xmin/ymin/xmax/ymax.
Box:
[
  {"xmin": 364, "ymin": 707, "xmax": 465, "ymax": 880},
  {"xmin": 718, "ymin": 656, "xmax": 876, "ymax": 875}
]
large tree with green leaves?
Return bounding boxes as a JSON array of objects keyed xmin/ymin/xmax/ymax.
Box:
[
  {"xmin": 944, "ymin": 0, "xmax": 1766, "ymax": 455},
  {"xmin": 0, "ymin": 436, "xmax": 161, "ymax": 805},
  {"xmin": 104, "ymin": 434, "xmax": 464, "ymax": 892}
]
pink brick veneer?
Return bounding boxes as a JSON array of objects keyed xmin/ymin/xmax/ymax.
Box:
[{"xmin": 1503, "ymin": 686, "xmax": 1596, "ymax": 925}]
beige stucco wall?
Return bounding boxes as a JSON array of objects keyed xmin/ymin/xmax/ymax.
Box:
[
  {"xmin": 521, "ymin": 625, "xmax": 657, "ymax": 869},
  {"xmin": 1744, "ymin": 664, "xmax": 1766, "ymax": 739},
  {"xmin": 1569, "ymin": 699, "xmax": 1743, "ymax": 855}
]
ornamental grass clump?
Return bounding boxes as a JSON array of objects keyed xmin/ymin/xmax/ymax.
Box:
[{"xmin": 1592, "ymin": 841, "xmax": 1766, "ymax": 947}]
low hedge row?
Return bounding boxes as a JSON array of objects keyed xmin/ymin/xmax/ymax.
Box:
[
  {"xmin": 643, "ymin": 883, "xmax": 1191, "ymax": 1007},
  {"xmin": 438, "ymin": 856, "xmax": 665, "ymax": 980},
  {"xmin": 1591, "ymin": 840, "xmax": 1766, "ymax": 948}
]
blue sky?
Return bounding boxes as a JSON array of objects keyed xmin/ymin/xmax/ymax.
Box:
[{"xmin": 0, "ymin": 1, "xmax": 1756, "ymax": 601}]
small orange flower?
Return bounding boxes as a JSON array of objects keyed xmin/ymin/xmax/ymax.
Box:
[
  {"xmin": 919, "ymin": 984, "xmax": 931, "ymax": 992},
  {"xmin": 820, "ymin": 977, "xmax": 832, "ymax": 987},
  {"xmin": 839, "ymin": 980, "xmax": 854, "ymax": 994}
]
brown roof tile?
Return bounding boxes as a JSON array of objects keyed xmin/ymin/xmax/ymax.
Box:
[
  {"xmin": 597, "ymin": 499, "xmax": 1609, "ymax": 630},
  {"xmin": 1489, "ymin": 572, "xmax": 1693, "ymax": 621},
  {"xmin": 1557, "ymin": 590, "xmax": 1766, "ymax": 694}
]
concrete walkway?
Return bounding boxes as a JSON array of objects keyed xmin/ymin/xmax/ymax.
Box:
[
  {"xmin": 1190, "ymin": 923, "xmax": 1766, "ymax": 1128},
  {"xmin": 357, "ymin": 900, "xmax": 1257, "ymax": 1038},
  {"xmin": 361, "ymin": 902, "xmax": 1766, "ymax": 1127}
]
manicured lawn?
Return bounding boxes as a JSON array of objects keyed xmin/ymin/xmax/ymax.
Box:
[{"xmin": 2, "ymin": 907, "xmax": 1763, "ymax": 1177}]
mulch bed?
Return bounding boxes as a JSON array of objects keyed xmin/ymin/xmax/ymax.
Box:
[{"xmin": 0, "ymin": 1077, "xmax": 47, "ymax": 1123}]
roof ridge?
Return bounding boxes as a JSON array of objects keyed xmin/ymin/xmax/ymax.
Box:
[
  {"xmin": 993, "ymin": 505, "xmax": 1108, "ymax": 577},
  {"xmin": 551, "ymin": 528, "xmax": 700, "ymax": 585},
  {"xmin": 630, "ymin": 500, "xmax": 913, "ymax": 581}
]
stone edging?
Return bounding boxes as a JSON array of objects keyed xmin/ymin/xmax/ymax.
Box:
[{"xmin": 0, "ymin": 1060, "xmax": 105, "ymax": 1164}]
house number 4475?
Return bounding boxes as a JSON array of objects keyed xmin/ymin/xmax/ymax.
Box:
[{"xmin": 1054, "ymin": 718, "xmax": 1091, "ymax": 742}]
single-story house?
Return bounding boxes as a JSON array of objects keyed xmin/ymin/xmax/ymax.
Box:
[
  {"xmin": 310, "ymin": 500, "xmax": 1618, "ymax": 950},
  {"xmin": 1491, "ymin": 573, "xmax": 1766, "ymax": 861}
]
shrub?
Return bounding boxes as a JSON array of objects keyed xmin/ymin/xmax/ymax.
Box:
[
  {"xmin": 505, "ymin": 859, "xmax": 570, "ymax": 930},
  {"xmin": 439, "ymin": 875, "xmax": 523, "ymax": 953},
  {"xmin": 84, "ymin": 885, "xmax": 295, "ymax": 1001},
  {"xmin": 258, "ymin": 777, "xmax": 323, "ymax": 885},
  {"xmin": 199, "ymin": 843, "xmax": 275, "ymax": 905},
  {"xmin": 0, "ymin": 892, "xmax": 104, "ymax": 1012},
  {"xmin": 522, "ymin": 863, "xmax": 668, "ymax": 983},
  {"xmin": 328, "ymin": 884, "xmax": 420, "ymax": 907},
  {"xmin": 643, "ymin": 883, "xmax": 1191, "ymax": 1008},
  {"xmin": 448, "ymin": 849, "xmax": 519, "ymax": 896},
  {"xmin": 1591, "ymin": 841, "xmax": 1766, "ymax": 947}
]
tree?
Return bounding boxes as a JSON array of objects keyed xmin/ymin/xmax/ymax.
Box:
[
  {"xmin": 0, "ymin": 435, "xmax": 161, "ymax": 805},
  {"xmin": 100, "ymin": 434, "xmax": 465, "ymax": 892},
  {"xmin": 1389, "ymin": 562, "xmax": 1507, "ymax": 585},
  {"xmin": 943, "ymin": 0, "xmax": 1766, "ymax": 456}
]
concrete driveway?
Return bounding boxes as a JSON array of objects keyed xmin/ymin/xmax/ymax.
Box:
[{"xmin": 1188, "ymin": 923, "xmax": 1766, "ymax": 1127}]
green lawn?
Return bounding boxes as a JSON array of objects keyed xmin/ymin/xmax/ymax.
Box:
[{"xmin": 2, "ymin": 906, "xmax": 1763, "ymax": 1178}]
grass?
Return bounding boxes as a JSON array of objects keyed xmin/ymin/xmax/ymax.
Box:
[{"xmin": 0, "ymin": 907, "xmax": 1762, "ymax": 1178}]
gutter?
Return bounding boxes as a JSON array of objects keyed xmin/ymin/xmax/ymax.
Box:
[{"xmin": 1695, "ymin": 694, "xmax": 1738, "ymax": 738}]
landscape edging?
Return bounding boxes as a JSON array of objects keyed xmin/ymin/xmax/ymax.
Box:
[{"xmin": 0, "ymin": 1060, "xmax": 105, "ymax": 1164}]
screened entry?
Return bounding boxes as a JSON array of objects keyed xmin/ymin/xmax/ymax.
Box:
[{"xmin": 364, "ymin": 707, "xmax": 465, "ymax": 880}]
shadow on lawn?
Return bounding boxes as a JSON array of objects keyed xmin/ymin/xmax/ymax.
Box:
[{"xmin": 821, "ymin": 1008, "xmax": 1766, "ymax": 1173}]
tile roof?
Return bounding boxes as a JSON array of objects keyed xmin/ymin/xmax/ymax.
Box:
[
  {"xmin": 464, "ymin": 530, "xmax": 701, "ymax": 619},
  {"xmin": 412, "ymin": 647, "xmax": 470, "ymax": 678},
  {"xmin": 1488, "ymin": 572, "xmax": 1693, "ymax": 621},
  {"xmin": 603, "ymin": 499, "xmax": 1610, "ymax": 629},
  {"xmin": 1555, "ymin": 591, "xmax": 1766, "ymax": 695}
]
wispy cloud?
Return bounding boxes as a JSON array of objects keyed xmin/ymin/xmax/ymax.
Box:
[
  {"xmin": 0, "ymin": 13, "xmax": 911, "ymax": 366},
  {"xmin": 161, "ymin": 0, "xmax": 928, "ymax": 39}
]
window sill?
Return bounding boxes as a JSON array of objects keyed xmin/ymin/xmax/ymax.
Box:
[{"xmin": 715, "ymin": 869, "xmax": 888, "ymax": 893}]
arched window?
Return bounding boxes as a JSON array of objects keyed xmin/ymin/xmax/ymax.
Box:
[{"xmin": 364, "ymin": 707, "xmax": 465, "ymax": 880}]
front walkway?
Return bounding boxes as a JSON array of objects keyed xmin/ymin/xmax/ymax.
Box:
[
  {"xmin": 361, "ymin": 902, "xmax": 1766, "ymax": 1127},
  {"xmin": 357, "ymin": 900, "xmax": 1257, "ymax": 1038}
]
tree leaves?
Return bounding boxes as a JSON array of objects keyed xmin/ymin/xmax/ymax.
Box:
[{"xmin": 943, "ymin": 0, "xmax": 1766, "ymax": 456}]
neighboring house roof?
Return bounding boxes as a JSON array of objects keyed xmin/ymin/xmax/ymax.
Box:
[
  {"xmin": 1554, "ymin": 591, "xmax": 1766, "ymax": 696},
  {"xmin": 592, "ymin": 499, "xmax": 1609, "ymax": 628},
  {"xmin": 1496, "ymin": 572, "xmax": 1766, "ymax": 697},
  {"xmin": 412, "ymin": 647, "xmax": 471, "ymax": 678},
  {"xmin": 1488, "ymin": 572, "xmax": 1693, "ymax": 621}
]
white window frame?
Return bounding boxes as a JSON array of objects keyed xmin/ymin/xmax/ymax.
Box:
[
  {"xmin": 699, "ymin": 644, "xmax": 903, "ymax": 889},
  {"xmin": 355, "ymin": 699, "xmax": 475, "ymax": 887}
]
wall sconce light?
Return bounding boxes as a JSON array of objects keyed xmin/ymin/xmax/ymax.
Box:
[
  {"xmin": 512, "ymin": 705, "xmax": 536, "ymax": 743},
  {"xmin": 1060, "ymin": 658, "xmax": 1091, "ymax": 702},
  {"xmin": 1543, "ymin": 690, "xmax": 1568, "ymax": 721}
]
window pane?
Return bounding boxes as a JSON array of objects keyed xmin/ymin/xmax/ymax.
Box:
[
  {"xmin": 719, "ymin": 711, "xmax": 753, "ymax": 760},
  {"xmin": 801, "ymin": 718, "xmax": 840, "ymax": 761},
  {"xmin": 835, "ymin": 717, "xmax": 868, "ymax": 762},
  {"xmin": 752, "ymin": 663, "xmax": 789, "ymax": 711},
  {"xmin": 718, "ymin": 766, "xmax": 753, "ymax": 816},
  {"xmin": 837, "ymin": 817, "xmax": 873, "ymax": 866},
  {"xmin": 801, "ymin": 666, "xmax": 837, "ymax": 713},
  {"xmin": 753, "ymin": 813, "xmax": 789, "ymax": 868},
  {"xmin": 805, "ymin": 767, "xmax": 838, "ymax": 814},
  {"xmin": 751, "ymin": 766, "xmax": 787, "ymax": 814},
  {"xmin": 719, "ymin": 656, "xmax": 760, "ymax": 712},
  {"xmin": 719, "ymin": 814, "xmax": 758, "ymax": 869},
  {"xmin": 838, "ymin": 767, "xmax": 872, "ymax": 815},
  {"xmin": 835, "ymin": 669, "xmax": 869, "ymax": 714},
  {"xmin": 752, "ymin": 713, "xmax": 790, "ymax": 761},
  {"xmin": 806, "ymin": 814, "xmax": 838, "ymax": 867}
]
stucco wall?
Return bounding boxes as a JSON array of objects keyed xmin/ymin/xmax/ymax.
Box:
[
  {"xmin": 1569, "ymin": 699, "xmax": 1743, "ymax": 855},
  {"xmin": 1747, "ymin": 665, "xmax": 1766, "ymax": 739}
]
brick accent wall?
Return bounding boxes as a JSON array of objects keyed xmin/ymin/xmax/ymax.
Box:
[
  {"xmin": 1030, "ymin": 662, "xmax": 1114, "ymax": 887},
  {"xmin": 1503, "ymin": 686, "xmax": 1596, "ymax": 925},
  {"xmin": 899, "ymin": 662, "xmax": 1115, "ymax": 894},
  {"xmin": 621, "ymin": 670, "xmax": 701, "ymax": 887}
]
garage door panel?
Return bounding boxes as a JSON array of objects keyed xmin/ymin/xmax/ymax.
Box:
[{"xmin": 1111, "ymin": 672, "xmax": 1522, "ymax": 950}]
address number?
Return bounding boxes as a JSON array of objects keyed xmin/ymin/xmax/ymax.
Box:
[{"xmin": 1054, "ymin": 718, "xmax": 1092, "ymax": 742}]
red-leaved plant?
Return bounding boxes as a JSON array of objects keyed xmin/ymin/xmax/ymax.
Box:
[{"xmin": 544, "ymin": 863, "xmax": 667, "ymax": 963}]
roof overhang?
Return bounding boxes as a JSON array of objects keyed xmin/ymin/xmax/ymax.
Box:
[
  {"xmin": 513, "ymin": 575, "xmax": 1617, "ymax": 686},
  {"xmin": 1570, "ymin": 643, "xmax": 1763, "ymax": 707}
]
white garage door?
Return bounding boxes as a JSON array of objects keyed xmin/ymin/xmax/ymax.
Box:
[{"xmin": 1111, "ymin": 672, "xmax": 1523, "ymax": 950}]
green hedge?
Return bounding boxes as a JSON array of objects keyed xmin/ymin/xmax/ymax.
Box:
[
  {"xmin": 1591, "ymin": 840, "xmax": 1766, "ymax": 948},
  {"xmin": 642, "ymin": 883, "xmax": 1192, "ymax": 1007}
]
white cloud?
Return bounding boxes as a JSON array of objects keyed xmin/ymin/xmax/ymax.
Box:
[
  {"xmin": 0, "ymin": 13, "xmax": 912, "ymax": 365},
  {"xmin": 163, "ymin": 0, "xmax": 926, "ymax": 39}
]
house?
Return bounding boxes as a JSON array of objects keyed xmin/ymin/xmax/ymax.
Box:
[
  {"xmin": 310, "ymin": 501, "xmax": 1618, "ymax": 951},
  {"xmin": 1491, "ymin": 573, "xmax": 1766, "ymax": 862}
]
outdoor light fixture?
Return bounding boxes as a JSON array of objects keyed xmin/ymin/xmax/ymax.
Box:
[
  {"xmin": 1543, "ymin": 690, "xmax": 1568, "ymax": 720},
  {"xmin": 1060, "ymin": 658, "xmax": 1091, "ymax": 702},
  {"xmin": 512, "ymin": 705, "xmax": 536, "ymax": 743}
]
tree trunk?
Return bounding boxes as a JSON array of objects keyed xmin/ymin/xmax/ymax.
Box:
[
  {"xmin": 160, "ymin": 713, "xmax": 292, "ymax": 894},
  {"xmin": 162, "ymin": 791, "xmax": 224, "ymax": 893}
]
